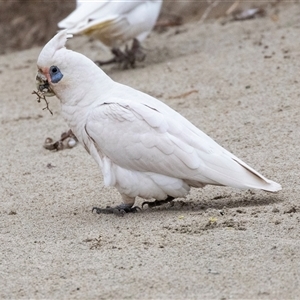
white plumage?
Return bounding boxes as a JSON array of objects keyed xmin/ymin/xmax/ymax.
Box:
[
  {"xmin": 58, "ymin": 0, "xmax": 162, "ymax": 68},
  {"xmin": 36, "ymin": 31, "xmax": 281, "ymax": 214},
  {"xmin": 58, "ymin": 0, "xmax": 162, "ymax": 47}
]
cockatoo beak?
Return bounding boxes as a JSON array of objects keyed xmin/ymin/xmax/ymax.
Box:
[{"xmin": 36, "ymin": 70, "xmax": 55, "ymax": 97}]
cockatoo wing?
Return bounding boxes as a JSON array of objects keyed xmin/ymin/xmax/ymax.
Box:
[
  {"xmin": 85, "ymin": 100, "xmax": 281, "ymax": 192},
  {"xmin": 58, "ymin": 1, "xmax": 162, "ymax": 44},
  {"xmin": 58, "ymin": 2, "xmax": 107, "ymax": 29}
]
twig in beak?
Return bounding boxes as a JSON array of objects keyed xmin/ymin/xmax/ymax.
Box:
[{"xmin": 32, "ymin": 90, "xmax": 53, "ymax": 115}]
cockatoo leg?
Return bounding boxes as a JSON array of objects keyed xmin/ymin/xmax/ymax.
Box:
[
  {"xmin": 43, "ymin": 129, "xmax": 78, "ymax": 151},
  {"xmin": 142, "ymin": 196, "xmax": 175, "ymax": 209},
  {"xmin": 92, "ymin": 204, "xmax": 141, "ymax": 216},
  {"xmin": 95, "ymin": 39, "xmax": 145, "ymax": 69},
  {"xmin": 95, "ymin": 48, "xmax": 125, "ymax": 66},
  {"xmin": 127, "ymin": 38, "xmax": 146, "ymax": 63}
]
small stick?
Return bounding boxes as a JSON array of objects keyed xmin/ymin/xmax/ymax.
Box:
[
  {"xmin": 32, "ymin": 90, "xmax": 53, "ymax": 115},
  {"xmin": 226, "ymin": 0, "xmax": 240, "ymax": 15},
  {"xmin": 198, "ymin": 0, "xmax": 221, "ymax": 24}
]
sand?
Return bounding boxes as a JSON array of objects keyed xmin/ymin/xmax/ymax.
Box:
[{"xmin": 1, "ymin": 3, "xmax": 300, "ymax": 299}]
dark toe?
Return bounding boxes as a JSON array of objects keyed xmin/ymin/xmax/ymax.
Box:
[
  {"xmin": 142, "ymin": 196, "xmax": 175, "ymax": 209},
  {"xmin": 92, "ymin": 205, "xmax": 140, "ymax": 216}
]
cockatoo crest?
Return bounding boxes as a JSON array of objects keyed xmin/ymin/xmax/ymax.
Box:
[
  {"xmin": 36, "ymin": 30, "xmax": 112, "ymax": 103},
  {"xmin": 38, "ymin": 30, "xmax": 72, "ymax": 67}
]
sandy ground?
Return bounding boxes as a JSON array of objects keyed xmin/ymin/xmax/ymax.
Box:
[{"xmin": 1, "ymin": 3, "xmax": 300, "ymax": 299}]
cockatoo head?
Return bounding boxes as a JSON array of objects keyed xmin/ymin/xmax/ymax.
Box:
[
  {"xmin": 36, "ymin": 30, "xmax": 105, "ymax": 103},
  {"xmin": 36, "ymin": 30, "xmax": 72, "ymax": 97}
]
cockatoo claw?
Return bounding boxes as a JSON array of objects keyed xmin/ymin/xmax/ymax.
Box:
[
  {"xmin": 92, "ymin": 204, "xmax": 141, "ymax": 216},
  {"xmin": 142, "ymin": 196, "xmax": 175, "ymax": 209},
  {"xmin": 95, "ymin": 39, "xmax": 145, "ymax": 69}
]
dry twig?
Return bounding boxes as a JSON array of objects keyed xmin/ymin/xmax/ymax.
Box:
[
  {"xmin": 32, "ymin": 90, "xmax": 53, "ymax": 115},
  {"xmin": 199, "ymin": 0, "xmax": 221, "ymax": 24}
]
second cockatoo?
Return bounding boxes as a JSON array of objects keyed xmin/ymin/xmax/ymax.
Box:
[
  {"xmin": 35, "ymin": 31, "xmax": 281, "ymax": 215},
  {"xmin": 58, "ymin": 0, "xmax": 163, "ymax": 68}
]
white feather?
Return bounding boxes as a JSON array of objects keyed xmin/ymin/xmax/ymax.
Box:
[
  {"xmin": 36, "ymin": 32, "xmax": 282, "ymax": 206},
  {"xmin": 58, "ymin": 0, "xmax": 163, "ymax": 48}
]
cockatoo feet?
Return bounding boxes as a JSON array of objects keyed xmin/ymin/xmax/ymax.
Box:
[
  {"xmin": 95, "ymin": 48, "xmax": 124, "ymax": 67},
  {"xmin": 95, "ymin": 39, "xmax": 145, "ymax": 69},
  {"xmin": 142, "ymin": 196, "xmax": 175, "ymax": 209},
  {"xmin": 127, "ymin": 38, "xmax": 146, "ymax": 63},
  {"xmin": 92, "ymin": 204, "xmax": 141, "ymax": 216},
  {"xmin": 43, "ymin": 129, "xmax": 78, "ymax": 151}
]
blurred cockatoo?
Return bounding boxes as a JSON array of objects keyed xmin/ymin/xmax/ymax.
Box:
[
  {"xmin": 58, "ymin": 0, "xmax": 163, "ymax": 68},
  {"xmin": 36, "ymin": 31, "xmax": 281, "ymax": 215}
]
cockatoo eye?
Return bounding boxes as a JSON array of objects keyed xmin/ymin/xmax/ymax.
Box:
[{"xmin": 49, "ymin": 65, "xmax": 63, "ymax": 83}]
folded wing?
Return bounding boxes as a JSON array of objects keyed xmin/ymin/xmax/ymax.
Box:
[{"xmin": 85, "ymin": 100, "xmax": 282, "ymax": 192}]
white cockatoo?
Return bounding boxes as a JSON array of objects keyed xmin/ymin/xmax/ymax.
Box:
[
  {"xmin": 36, "ymin": 31, "xmax": 281, "ymax": 215},
  {"xmin": 58, "ymin": 0, "xmax": 163, "ymax": 68}
]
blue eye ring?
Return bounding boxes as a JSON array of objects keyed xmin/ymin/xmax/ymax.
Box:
[{"xmin": 49, "ymin": 65, "xmax": 63, "ymax": 83}]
